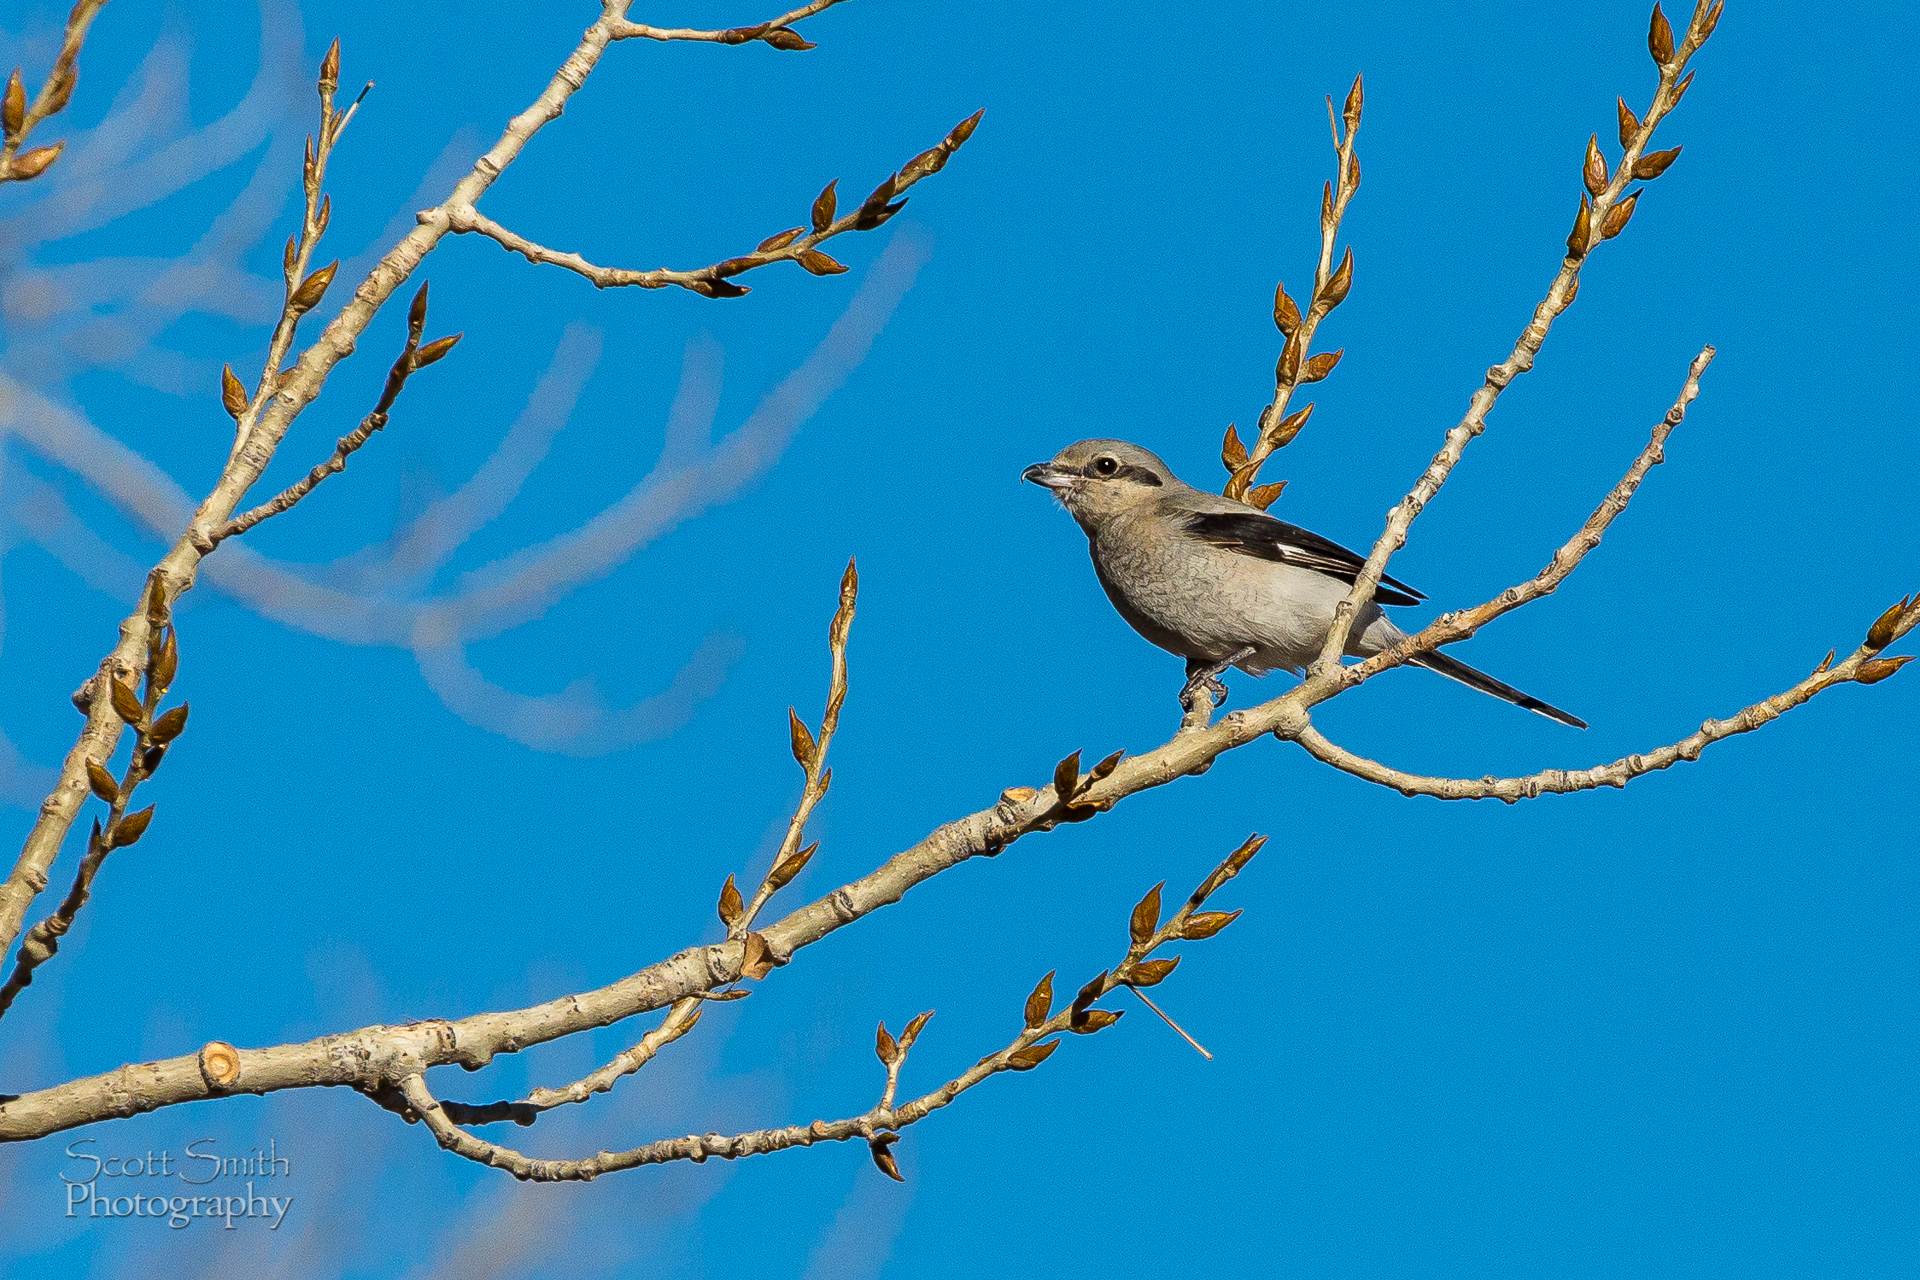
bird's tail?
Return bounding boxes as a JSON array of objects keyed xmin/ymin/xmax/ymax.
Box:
[{"xmin": 1411, "ymin": 651, "xmax": 1587, "ymax": 729}]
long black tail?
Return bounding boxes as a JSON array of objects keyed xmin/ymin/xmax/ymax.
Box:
[{"xmin": 1412, "ymin": 651, "xmax": 1587, "ymax": 729}]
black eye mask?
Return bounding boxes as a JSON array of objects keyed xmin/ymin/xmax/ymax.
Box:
[{"xmin": 1083, "ymin": 461, "xmax": 1162, "ymax": 486}]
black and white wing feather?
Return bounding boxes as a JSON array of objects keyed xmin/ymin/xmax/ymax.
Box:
[{"xmin": 1181, "ymin": 510, "xmax": 1427, "ymax": 607}]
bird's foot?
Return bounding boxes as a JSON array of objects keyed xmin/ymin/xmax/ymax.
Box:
[{"xmin": 1179, "ymin": 648, "xmax": 1255, "ymax": 715}]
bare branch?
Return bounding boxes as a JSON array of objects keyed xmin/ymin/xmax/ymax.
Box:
[
  {"xmin": 211, "ymin": 283, "xmax": 459, "ymax": 544},
  {"xmin": 0, "ymin": 0, "xmax": 918, "ymax": 980},
  {"xmin": 444, "ymin": 110, "xmax": 981, "ymax": 299},
  {"xmin": 607, "ymin": 0, "xmax": 851, "ymax": 49},
  {"xmin": 0, "ymin": 0, "xmax": 109, "ymax": 185},
  {"xmin": 1347, "ymin": 345, "xmax": 1716, "ymax": 687},
  {"xmin": 1293, "ymin": 639, "xmax": 1886, "ymax": 801},
  {"xmin": 1307, "ymin": 4, "xmax": 1720, "ymax": 679},
  {"xmin": 1226, "ymin": 73, "xmax": 1363, "ymax": 502},
  {"xmin": 393, "ymin": 836, "xmax": 1260, "ymax": 1182}
]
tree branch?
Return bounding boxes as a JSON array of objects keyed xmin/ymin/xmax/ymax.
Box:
[
  {"xmin": 1345, "ymin": 344, "xmax": 1715, "ymax": 688},
  {"xmin": 1292, "ymin": 636, "xmax": 1891, "ymax": 801},
  {"xmin": 394, "ymin": 837, "xmax": 1259, "ymax": 1182},
  {"xmin": 0, "ymin": 0, "xmax": 109, "ymax": 185},
  {"xmin": 1308, "ymin": 1, "xmax": 1720, "ymax": 680},
  {"xmin": 444, "ymin": 110, "xmax": 980, "ymax": 300},
  {"xmin": 0, "ymin": 0, "xmax": 878, "ymax": 988}
]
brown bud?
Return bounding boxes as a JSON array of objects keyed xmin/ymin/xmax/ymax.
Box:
[
  {"xmin": 1273, "ymin": 402, "xmax": 1315, "ymax": 447},
  {"xmin": 1302, "ymin": 350, "xmax": 1344, "ymax": 383},
  {"xmin": 900, "ymin": 1010, "xmax": 934, "ymax": 1053},
  {"xmin": 315, "ymin": 194, "xmax": 332, "ymax": 239},
  {"xmin": 144, "ymin": 575, "xmax": 170, "ymax": 627},
  {"xmin": 1343, "ymin": 73, "xmax": 1364, "ymax": 131},
  {"xmin": 152, "ymin": 629, "xmax": 179, "ymax": 692},
  {"xmin": 741, "ymin": 931, "xmax": 775, "ymax": 980},
  {"xmin": 1648, "ymin": 4, "xmax": 1675, "ymax": 65},
  {"xmin": 1700, "ymin": 0, "xmax": 1724, "ymax": 40},
  {"xmin": 1814, "ymin": 649, "xmax": 1836, "ymax": 675},
  {"xmin": 1277, "ymin": 334, "xmax": 1304, "ymax": 385},
  {"xmin": 1222, "ymin": 422, "xmax": 1249, "ymax": 472},
  {"xmin": 1052, "ymin": 749, "xmax": 1081, "ymax": 801},
  {"xmin": 1671, "ymin": 70, "xmax": 1696, "ymax": 106},
  {"xmin": 10, "ymin": 142, "xmax": 63, "ymax": 180},
  {"xmin": 1129, "ymin": 957, "xmax": 1180, "ymax": 987},
  {"xmin": 407, "ymin": 281, "xmax": 430, "ymax": 334},
  {"xmin": 1024, "ymin": 971, "xmax": 1055, "ymax": 1029},
  {"xmin": 1088, "ymin": 749, "xmax": 1124, "ymax": 782},
  {"xmin": 796, "ymin": 249, "xmax": 846, "ymax": 276},
  {"xmin": 1247, "ymin": 482, "xmax": 1287, "ymax": 510},
  {"xmin": 1319, "ymin": 180, "xmax": 1334, "ymax": 228},
  {"xmin": 220, "ymin": 365, "xmax": 248, "ymax": 420},
  {"xmin": 1319, "ymin": 246, "xmax": 1354, "ymax": 310},
  {"xmin": 875, "ymin": 1020, "xmax": 899, "ymax": 1065},
  {"xmin": 1070, "ymin": 1009, "xmax": 1123, "ymax": 1034},
  {"xmin": 412, "ymin": 335, "xmax": 462, "ymax": 369},
  {"xmin": 761, "ymin": 26, "xmax": 815, "ymax": 51},
  {"xmin": 140, "ymin": 744, "xmax": 167, "ymax": 777},
  {"xmin": 868, "ymin": 1136, "xmax": 904, "ymax": 1180},
  {"xmin": 148, "ymin": 703, "xmax": 189, "ymax": 745},
  {"xmin": 113, "ymin": 805, "xmax": 155, "ymax": 846},
  {"xmin": 1856, "ymin": 655, "xmax": 1912, "ymax": 686},
  {"xmin": 108, "ymin": 680, "xmax": 144, "ymax": 727},
  {"xmin": 1070, "ymin": 970, "xmax": 1108, "ymax": 1017},
  {"xmin": 1583, "ymin": 134, "xmax": 1608, "ymax": 197},
  {"xmin": 85, "ymin": 759, "xmax": 118, "ymax": 804},
  {"xmin": 1568, "ymin": 194, "xmax": 1593, "ymax": 257},
  {"xmin": 1006, "ymin": 1041, "xmax": 1058, "ymax": 1071},
  {"xmin": 899, "ymin": 145, "xmax": 947, "ymax": 185},
  {"xmin": 3, "ymin": 70, "xmax": 24, "ymax": 137},
  {"xmin": 1129, "ymin": 882, "xmax": 1163, "ymax": 948},
  {"xmin": 1599, "ymin": 191, "xmax": 1640, "ymax": 239},
  {"xmin": 767, "ymin": 841, "xmax": 817, "ymax": 891},
  {"xmin": 1866, "ymin": 595, "xmax": 1914, "ymax": 651},
  {"xmin": 789, "ymin": 708, "xmax": 816, "ymax": 767},
  {"xmin": 945, "ymin": 108, "xmax": 985, "ymax": 151},
  {"xmin": 1273, "ymin": 281, "xmax": 1302, "ymax": 336},
  {"xmin": 320, "ymin": 38, "xmax": 341, "ymax": 93},
  {"xmin": 1617, "ymin": 97, "xmax": 1640, "ymax": 149},
  {"xmin": 1181, "ymin": 909, "xmax": 1242, "ymax": 940},
  {"xmin": 716, "ymin": 874, "xmax": 744, "ymax": 929},
  {"xmin": 1634, "ymin": 146, "xmax": 1683, "ymax": 179},
  {"xmin": 810, "ymin": 178, "xmax": 837, "ymax": 234},
  {"xmin": 44, "ymin": 65, "xmax": 75, "ymax": 115},
  {"xmin": 289, "ymin": 260, "xmax": 339, "ymax": 313},
  {"xmin": 757, "ymin": 226, "xmax": 805, "ymax": 253}
]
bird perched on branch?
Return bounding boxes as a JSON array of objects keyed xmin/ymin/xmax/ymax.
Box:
[{"xmin": 1023, "ymin": 439, "xmax": 1585, "ymax": 728}]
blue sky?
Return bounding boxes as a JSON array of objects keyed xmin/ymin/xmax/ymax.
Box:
[{"xmin": 1, "ymin": 1, "xmax": 1916, "ymax": 1276}]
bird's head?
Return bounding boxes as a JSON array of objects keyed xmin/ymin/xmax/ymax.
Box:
[{"xmin": 1022, "ymin": 439, "xmax": 1176, "ymax": 526}]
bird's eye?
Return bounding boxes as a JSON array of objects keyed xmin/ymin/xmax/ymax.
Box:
[{"xmin": 1092, "ymin": 456, "xmax": 1119, "ymax": 477}]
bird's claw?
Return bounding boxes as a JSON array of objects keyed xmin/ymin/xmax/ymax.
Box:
[{"xmin": 1178, "ymin": 673, "xmax": 1229, "ymax": 710}]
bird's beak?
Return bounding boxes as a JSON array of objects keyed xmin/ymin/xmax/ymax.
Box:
[{"xmin": 1022, "ymin": 462, "xmax": 1072, "ymax": 492}]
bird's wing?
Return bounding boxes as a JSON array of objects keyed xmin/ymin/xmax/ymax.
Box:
[{"xmin": 1180, "ymin": 509, "xmax": 1427, "ymax": 607}]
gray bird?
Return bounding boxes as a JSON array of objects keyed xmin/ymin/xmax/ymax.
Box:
[{"xmin": 1022, "ymin": 439, "xmax": 1585, "ymax": 728}]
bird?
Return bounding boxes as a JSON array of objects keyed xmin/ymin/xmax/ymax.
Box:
[{"xmin": 1022, "ymin": 438, "xmax": 1586, "ymax": 728}]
